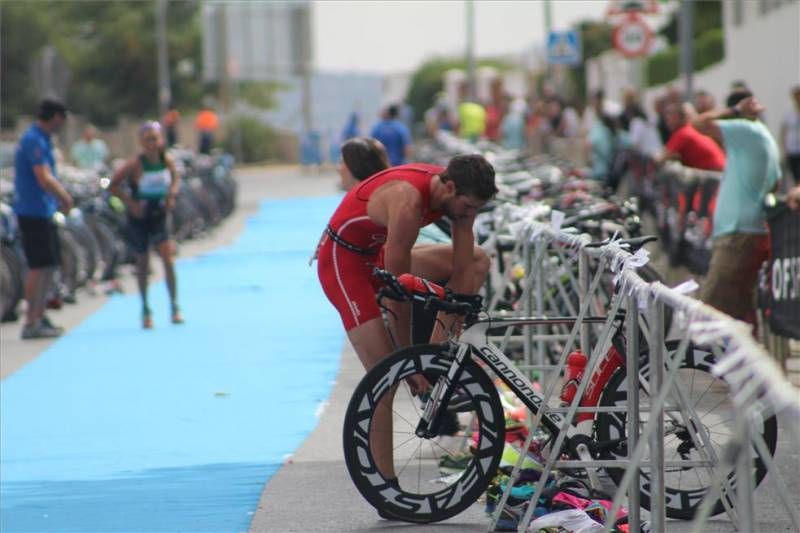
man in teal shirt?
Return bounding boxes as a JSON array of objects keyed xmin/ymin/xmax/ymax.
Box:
[
  {"xmin": 70, "ymin": 124, "xmax": 109, "ymax": 169},
  {"xmin": 693, "ymin": 91, "xmax": 781, "ymax": 323}
]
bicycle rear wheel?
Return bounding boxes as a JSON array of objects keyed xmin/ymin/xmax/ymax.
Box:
[
  {"xmin": 596, "ymin": 341, "xmax": 778, "ymax": 519},
  {"xmin": 342, "ymin": 344, "xmax": 505, "ymax": 523}
]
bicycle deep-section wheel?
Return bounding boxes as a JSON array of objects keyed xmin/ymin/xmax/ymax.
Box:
[
  {"xmin": 596, "ymin": 341, "xmax": 778, "ymax": 520},
  {"xmin": 342, "ymin": 344, "xmax": 505, "ymax": 523}
]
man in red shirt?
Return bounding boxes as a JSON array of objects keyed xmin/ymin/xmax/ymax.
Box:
[
  {"xmin": 658, "ymin": 102, "xmax": 726, "ymax": 170},
  {"xmin": 316, "ymin": 155, "xmax": 497, "ymax": 482}
]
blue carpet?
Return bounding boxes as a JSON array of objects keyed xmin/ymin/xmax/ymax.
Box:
[{"xmin": 0, "ymin": 196, "xmax": 345, "ymax": 532}]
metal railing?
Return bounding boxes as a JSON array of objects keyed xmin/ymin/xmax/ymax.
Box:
[{"xmin": 482, "ymin": 212, "xmax": 800, "ymax": 533}]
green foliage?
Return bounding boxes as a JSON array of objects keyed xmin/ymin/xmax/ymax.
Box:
[
  {"xmin": 646, "ymin": 28, "xmax": 724, "ymax": 87},
  {"xmin": 578, "ymin": 20, "xmax": 615, "ymax": 60},
  {"xmin": 1, "ymin": 0, "xmax": 205, "ymax": 127},
  {"xmin": 571, "ymin": 20, "xmax": 615, "ymax": 100},
  {"xmin": 221, "ymin": 115, "xmax": 282, "ymax": 163},
  {"xmin": 0, "ymin": 2, "xmax": 51, "ymax": 127},
  {"xmin": 658, "ymin": 0, "xmax": 723, "ymax": 46},
  {"xmin": 237, "ymin": 82, "xmax": 287, "ymax": 110},
  {"xmin": 406, "ymin": 57, "xmax": 512, "ymax": 123}
]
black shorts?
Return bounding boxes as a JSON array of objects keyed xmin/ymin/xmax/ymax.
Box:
[
  {"xmin": 127, "ymin": 202, "xmax": 172, "ymax": 254},
  {"xmin": 17, "ymin": 215, "xmax": 61, "ymax": 268}
]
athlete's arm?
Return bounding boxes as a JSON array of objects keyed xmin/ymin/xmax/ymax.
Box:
[
  {"xmin": 428, "ymin": 214, "xmax": 477, "ymax": 343},
  {"xmin": 369, "ymin": 182, "xmax": 422, "ymax": 347},
  {"xmin": 32, "ymin": 164, "xmax": 72, "ymax": 213},
  {"xmin": 448, "ymin": 215, "xmax": 477, "ymax": 293},
  {"xmin": 110, "ymin": 158, "xmax": 143, "ymax": 216},
  {"xmin": 165, "ymin": 153, "xmax": 181, "ymax": 210}
]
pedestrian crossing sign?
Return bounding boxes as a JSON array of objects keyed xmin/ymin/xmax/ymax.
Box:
[{"xmin": 546, "ymin": 30, "xmax": 582, "ymax": 66}]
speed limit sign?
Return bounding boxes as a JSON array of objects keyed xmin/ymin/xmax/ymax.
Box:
[{"xmin": 613, "ymin": 13, "xmax": 653, "ymax": 58}]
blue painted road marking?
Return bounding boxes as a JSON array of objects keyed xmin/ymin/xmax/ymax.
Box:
[{"xmin": 1, "ymin": 196, "xmax": 345, "ymax": 532}]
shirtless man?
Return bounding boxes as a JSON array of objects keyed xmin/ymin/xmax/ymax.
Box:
[{"xmin": 316, "ymin": 154, "xmax": 496, "ymax": 482}]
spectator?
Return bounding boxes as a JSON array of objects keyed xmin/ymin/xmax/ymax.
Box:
[
  {"xmin": 657, "ymin": 102, "xmax": 725, "ymax": 171},
  {"xmin": 70, "ymin": 124, "xmax": 109, "ymax": 170},
  {"xmin": 692, "ymin": 91, "xmax": 782, "ymax": 324},
  {"xmin": 546, "ymin": 98, "xmax": 580, "ymax": 138},
  {"xmin": 586, "ymin": 90, "xmax": 621, "ymax": 187},
  {"xmin": 13, "ymin": 99, "xmax": 73, "ymax": 339},
  {"xmin": 337, "ymin": 137, "xmax": 389, "ymax": 190},
  {"xmin": 162, "ymin": 105, "xmax": 181, "ymax": 147},
  {"xmin": 424, "ymin": 93, "xmax": 454, "ymax": 137},
  {"xmin": 693, "ymin": 89, "xmax": 716, "ymax": 115},
  {"xmin": 484, "ymin": 83, "xmax": 505, "ymax": 142},
  {"xmin": 370, "ymin": 104, "xmax": 412, "ymax": 166},
  {"xmin": 627, "ymin": 107, "xmax": 662, "ymax": 160},
  {"xmin": 619, "ymin": 87, "xmax": 641, "ymax": 132},
  {"xmin": 655, "ymin": 85, "xmax": 683, "ymax": 144},
  {"xmin": 341, "ymin": 112, "xmax": 361, "ymax": 142},
  {"xmin": 779, "ymin": 85, "xmax": 800, "ymax": 184},
  {"xmin": 457, "ymin": 83, "xmax": 487, "ymax": 141},
  {"xmin": 787, "ymin": 185, "xmax": 800, "ymax": 210},
  {"xmin": 501, "ymin": 98, "xmax": 527, "ymax": 151},
  {"xmin": 195, "ymin": 105, "xmax": 219, "ymax": 155}
]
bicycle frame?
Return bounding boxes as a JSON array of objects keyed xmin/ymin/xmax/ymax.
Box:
[{"xmin": 418, "ymin": 315, "xmax": 628, "ymax": 451}]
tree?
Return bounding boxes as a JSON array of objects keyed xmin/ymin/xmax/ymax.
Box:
[
  {"xmin": 0, "ymin": 2, "xmax": 52, "ymax": 127},
  {"xmin": 0, "ymin": 1, "xmax": 205, "ymax": 127},
  {"xmin": 406, "ymin": 56, "xmax": 512, "ymax": 124}
]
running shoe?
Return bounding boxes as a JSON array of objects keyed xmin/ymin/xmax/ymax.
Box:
[
  {"xmin": 171, "ymin": 305, "xmax": 184, "ymax": 324},
  {"xmin": 21, "ymin": 320, "xmax": 63, "ymax": 339},
  {"xmin": 142, "ymin": 308, "xmax": 154, "ymax": 329},
  {"xmin": 438, "ymin": 452, "xmax": 472, "ymax": 474},
  {"xmin": 41, "ymin": 316, "xmax": 65, "ymax": 334}
]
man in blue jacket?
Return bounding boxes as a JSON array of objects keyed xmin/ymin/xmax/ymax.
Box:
[
  {"xmin": 14, "ymin": 99, "xmax": 73, "ymax": 339},
  {"xmin": 370, "ymin": 104, "xmax": 412, "ymax": 166}
]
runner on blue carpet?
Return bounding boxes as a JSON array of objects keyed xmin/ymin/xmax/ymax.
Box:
[{"xmin": 110, "ymin": 121, "xmax": 183, "ymax": 329}]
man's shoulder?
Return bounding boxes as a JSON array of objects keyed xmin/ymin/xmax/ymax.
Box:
[{"xmin": 20, "ymin": 125, "xmax": 46, "ymax": 145}]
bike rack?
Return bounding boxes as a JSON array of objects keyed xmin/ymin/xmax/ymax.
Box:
[{"xmin": 480, "ymin": 214, "xmax": 800, "ymax": 533}]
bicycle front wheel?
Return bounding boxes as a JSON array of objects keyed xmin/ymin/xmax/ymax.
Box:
[{"xmin": 342, "ymin": 344, "xmax": 505, "ymax": 523}]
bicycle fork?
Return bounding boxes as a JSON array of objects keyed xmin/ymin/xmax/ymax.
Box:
[{"xmin": 415, "ymin": 342, "xmax": 471, "ymax": 439}]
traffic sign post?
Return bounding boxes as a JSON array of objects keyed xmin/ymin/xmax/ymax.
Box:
[
  {"xmin": 612, "ymin": 13, "xmax": 653, "ymax": 58},
  {"xmin": 546, "ymin": 30, "xmax": 582, "ymax": 66},
  {"xmin": 606, "ymin": 0, "xmax": 659, "ymax": 16}
]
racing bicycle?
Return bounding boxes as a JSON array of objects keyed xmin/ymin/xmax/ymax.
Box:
[{"xmin": 342, "ymin": 260, "xmax": 778, "ymax": 524}]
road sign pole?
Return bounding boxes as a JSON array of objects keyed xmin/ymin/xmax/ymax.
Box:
[{"xmin": 679, "ymin": 0, "xmax": 694, "ymax": 101}]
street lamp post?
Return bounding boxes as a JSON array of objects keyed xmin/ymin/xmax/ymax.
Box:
[
  {"xmin": 156, "ymin": 0, "xmax": 172, "ymax": 116},
  {"xmin": 465, "ymin": 0, "xmax": 476, "ymax": 101}
]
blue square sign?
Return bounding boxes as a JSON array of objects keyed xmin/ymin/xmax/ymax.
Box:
[{"xmin": 547, "ymin": 30, "xmax": 582, "ymax": 66}]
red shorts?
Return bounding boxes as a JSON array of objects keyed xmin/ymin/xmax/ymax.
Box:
[{"xmin": 317, "ymin": 233, "xmax": 385, "ymax": 331}]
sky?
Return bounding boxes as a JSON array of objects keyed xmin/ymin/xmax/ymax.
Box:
[{"xmin": 312, "ymin": 1, "xmax": 611, "ymax": 74}]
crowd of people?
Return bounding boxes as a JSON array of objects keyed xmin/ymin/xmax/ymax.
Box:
[{"xmin": 327, "ymin": 79, "xmax": 800, "ymax": 337}]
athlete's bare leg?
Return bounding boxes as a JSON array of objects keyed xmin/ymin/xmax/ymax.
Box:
[
  {"xmin": 410, "ymin": 243, "xmax": 490, "ymax": 292},
  {"xmin": 155, "ymin": 239, "xmax": 177, "ymax": 308},
  {"xmin": 347, "ymin": 317, "xmax": 398, "ymax": 479}
]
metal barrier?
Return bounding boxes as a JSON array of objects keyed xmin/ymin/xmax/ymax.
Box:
[{"xmin": 482, "ymin": 211, "xmax": 800, "ymax": 533}]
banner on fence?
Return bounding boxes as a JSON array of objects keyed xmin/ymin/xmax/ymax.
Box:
[{"xmin": 768, "ymin": 207, "xmax": 800, "ymax": 339}]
